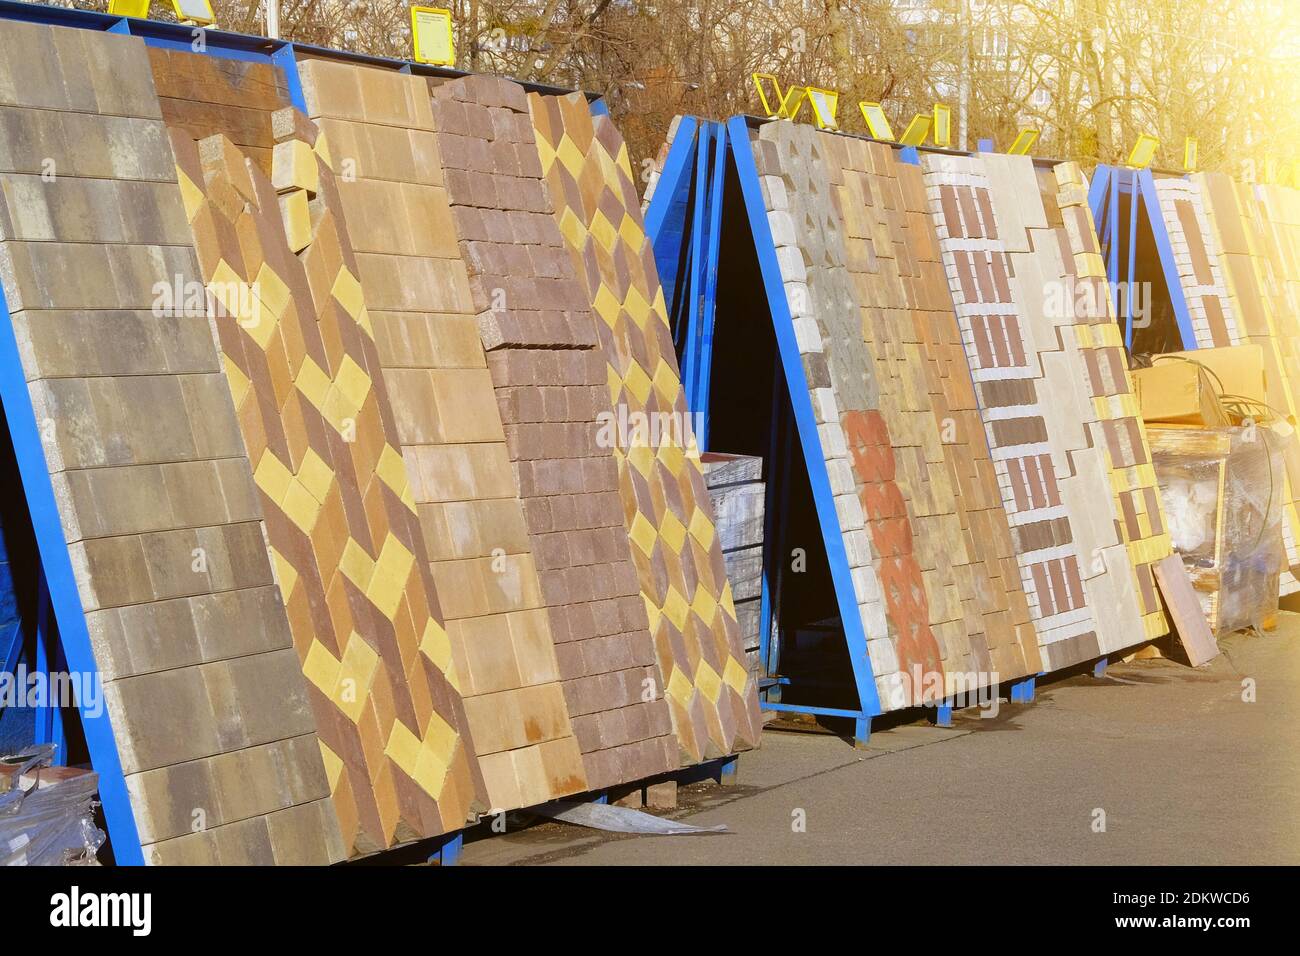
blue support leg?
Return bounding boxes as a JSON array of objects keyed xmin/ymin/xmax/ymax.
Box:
[
  {"xmin": 644, "ymin": 117, "xmax": 699, "ymax": 308},
  {"xmin": 717, "ymin": 756, "xmax": 739, "ymax": 786},
  {"xmin": 853, "ymin": 716, "xmax": 872, "ymax": 748},
  {"xmin": 1093, "ymin": 658, "xmax": 1108, "ymax": 679},
  {"xmin": 439, "ymin": 832, "xmax": 462, "ymax": 866},
  {"xmin": 694, "ymin": 122, "xmax": 728, "ymax": 450},
  {"xmin": 1010, "ymin": 676, "xmax": 1037, "ymax": 703},
  {"xmin": 428, "ymin": 832, "xmax": 463, "ymax": 866},
  {"xmin": 934, "ymin": 700, "xmax": 954, "ymax": 728}
]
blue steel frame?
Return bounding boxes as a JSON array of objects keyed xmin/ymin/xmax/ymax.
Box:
[
  {"xmin": 679, "ymin": 124, "xmax": 711, "ymax": 420},
  {"xmin": 0, "ymin": 286, "xmax": 146, "ymax": 864},
  {"xmin": 663, "ymin": 121, "xmax": 729, "ymax": 450},
  {"xmin": 647, "ymin": 116, "xmax": 885, "ymax": 740},
  {"xmin": 645, "ymin": 117, "xmax": 700, "ymax": 312},
  {"xmin": 694, "ymin": 124, "xmax": 727, "ymax": 450},
  {"xmin": 725, "ymin": 116, "xmax": 882, "ymax": 740},
  {"xmin": 1088, "ymin": 164, "xmax": 1197, "ymax": 350},
  {"xmin": 649, "ymin": 119, "xmax": 780, "ymax": 695}
]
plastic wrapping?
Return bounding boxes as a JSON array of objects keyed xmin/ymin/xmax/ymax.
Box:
[
  {"xmin": 1148, "ymin": 424, "xmax": 1285, "ymax": 636},
  {"xmin": 534, "ymin": 801, "xmax": 728, "ymax": 835},
  {"xmin": 0, "ymin": 744, "xmax": 104, "ymax": 866}
]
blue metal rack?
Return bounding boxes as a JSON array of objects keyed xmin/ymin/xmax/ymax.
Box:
[
  {"xmin": 647, "ymin": 116, "xmax": 884, "ymax": 744},
  {"xmin": 643, "ymin": 117, "xmax": 1077, "ymax": 742},
  {"xmin": 1088, "ymin": 164, "xmax": 1197, "ymax": 351},
  {"xmin": 0, "ymin": 283, "xmax": 146, "ymax": 864}
]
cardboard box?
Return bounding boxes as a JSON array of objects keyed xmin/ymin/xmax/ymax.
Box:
[
  {"xmin": 1162, "ymin": 344, "xmax": 1267, "ymax": 418},
  {"xmin": 1133, "ymin": 359, "xmax": 1230, "ymax": 426}
]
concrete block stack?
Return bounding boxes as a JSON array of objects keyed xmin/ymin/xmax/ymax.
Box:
[
  {"xmin": 427, "ymin": 74, "xmax": 682, "ymax": 791},
  {"xmin": 0, "ymin": 20, "xmax": 343, "ymax": 865},
  {"xmin": 527, "ymin": 91, "xmax": 761, "ymax": 762},
  {"xmin": 922, "ymin": 152, "xmax": 1167, "ymax": 670},
  {"xmin": 744, "ymin": 123, "xmax": 1041, "ymax": 708}
]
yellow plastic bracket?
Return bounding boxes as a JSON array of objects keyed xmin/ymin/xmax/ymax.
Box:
[
  {"xmin": 779, "ymin": 86, "xmax": 807, "ymax": 121},
  {"xmin": 805, "ymin": 88, "xmax": 840, "ymax": 130},
  {"xmin": 170, "ymin": 0, "xmax": 216, "ymax": 24},
  {"xmin": 898, "ymin": 114, "xmax": 932, "ymax": 147},
  {"xmin": 1008, "ymin": 128, "xmax": 1039, "ymax": 156},
  {"xmin": 107, "ymin": 0, "xmax": 151, "ymax": 17},
  {"xmin": 1183, "ymin": 137, "xmax": 1198, "ymax": 172},
  {"xmin": 752, "ymin": 73, "xmax": 783, "ymax": 118},
  {"xmin": 858, "ymin": 102, "xmax": 894, "ymax": 141},
  {"xmin": 1127, "ymin": 134, "xmax": 1160, "ymax": 169},
  {"xmin": 411, "ymin": 6, "xmax": 456, "ymax": 66},
  {"xmin": 932, "ymin": 103, "xmax": 952, "ymax": 147}
]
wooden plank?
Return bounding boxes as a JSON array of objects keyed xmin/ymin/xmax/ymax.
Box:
[
  {"xmin": 1153, "ymin": 554, "xmax": 1220, "ymax": 666},
  {"xmin": 710, "ymin": 482, "xmax": 765, "ymax": 552},
  {"xmin": 702, "ymin": 451, "xmax": 763, "ymax": 486},
  {"xmin": 722, "ymin": 545, "xmax": 763, "ymax": 601}
]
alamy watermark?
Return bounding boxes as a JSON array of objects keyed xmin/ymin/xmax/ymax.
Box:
[
  {"xmin": 596, "ymin": 404, "xmax": 704, "ymax": 450},
  {"xmin": 1043, "ymin": 276, "xmax": 1153, "ymax": 328},
  {"xmin": 1, "ymin": 665, "xmax": 102, "ymax": 719},
  {"xmin": 898, "ymin": 663, "xmax": 1003, "ymax": 718},
  {"xmin": 152, "ymin": 275, "xmax": 263, "ymax": 331}
]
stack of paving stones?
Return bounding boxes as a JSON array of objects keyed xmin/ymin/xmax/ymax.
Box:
[
  {"xmin": 173, "ymin": 110, "xmax": 488, "ymax": 854},
  {"xmin": 1041, "ymin": 162, "xmax": 1172, "ymax": 641},
  {"xmin": 700, "ymin": 454, "xmax": 766, "ymax": 677},
  {"xmin": 1254, "ymin": 183, "xmax": 1300, "ymax": 381},
  {"xmin": 1152, "ymin": 176, "xmax": 1242, "ymax": 348},
  {"xmin": 149, "ymin": 47, "xmax": 292, "ymax": 175},
  {"xmin": 923, "ymin": 152, "xmax": 1162, "ymax": 669},
  {"xmin": 298, "ymin": 60, "xmax": 589, "ymax": 816},
  {"xmin": 920, "ymin": 153, "xmax": 1106, "ymax": 670},
  {"xmin": 751, "ymin": 123, "xmax": 942, "ymax": 706},
  {"xmin": 0, "ymin": 20, "xmax": 343, "ymax": 864},
  {"xmin": 529, "ymin": 92, "xmax": 761, "ymax": 760},
  {"xmin": 748, "ymin": 123, "xmax": 1039, "ymax": 708},
  {"xmin": 428, "ymin": 74, "xmax": 680, "ymax": 789},
  {"xmin": 1197, "ymin": 173, "xmax": 1300, "ymax": 594},
  {"xmin": 822, "ymin": 134, "xmax": 1042, "ymax": 696}
]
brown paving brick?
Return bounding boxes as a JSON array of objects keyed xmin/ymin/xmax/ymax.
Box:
[{"xmin": 424, "ymin": 75, "xmax": 684, "ymax": 780}]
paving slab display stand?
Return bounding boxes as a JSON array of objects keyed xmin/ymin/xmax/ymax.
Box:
[
  {"xmin": 1092, "ymin": 162, "xmax": 1300, "ymax": 597},
  {"xmin": 645, "ymin": 118, "xmax": 1066, "ymax": 743},
  {"xmin": 644, "ymin": 117, "xmax": 1192, "ymax": 740},
  {"xmin": 0, "ymin": 3, "xmax": 761, "ymax": 865},
  {"xmin": 649, "ymin": 118, "xmax": 877, "ymax": 742}
]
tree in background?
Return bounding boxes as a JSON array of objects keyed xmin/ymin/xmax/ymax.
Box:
[{"xmin": 52, "ymin": 0, "xmax": 1300, "ymax": 188}]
